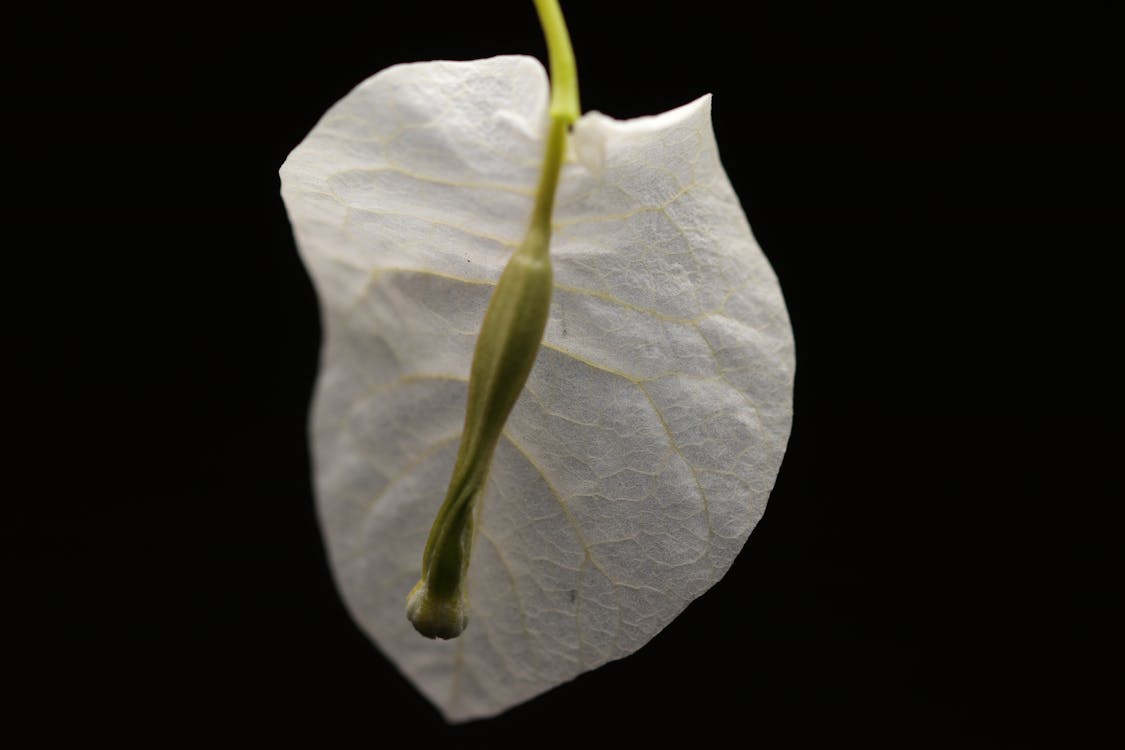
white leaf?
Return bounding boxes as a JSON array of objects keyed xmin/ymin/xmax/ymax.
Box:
[{"xmin": 280, "ymin": 55, "xmax": 794, "ymax": 721}]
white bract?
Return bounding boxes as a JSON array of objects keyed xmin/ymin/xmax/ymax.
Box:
[{"xmin": 280, "ymin": 55, "xmax": 794, "ymax": 721}]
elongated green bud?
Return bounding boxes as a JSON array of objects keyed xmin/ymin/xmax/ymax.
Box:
[
  {"xmin": 407, "ymin": 234, "xmax": 553, "ymax": 638},
  {"xmin": 407, "ymin": 0, "xmax": 580, "ymax": 639}
]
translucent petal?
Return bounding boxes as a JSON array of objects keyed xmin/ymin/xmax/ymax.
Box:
[{"xmin": 280, "ymin": 55, "xmax": 794, "ymax": 721}]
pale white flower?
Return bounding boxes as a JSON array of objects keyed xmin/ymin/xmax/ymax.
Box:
[{"xmin": 280, "ymin": 54, "xmax": 794, "ymax": 721}]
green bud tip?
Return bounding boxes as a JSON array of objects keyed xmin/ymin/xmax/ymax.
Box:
[{"xmin": 406, "ymin": 580, "xmax": 468, "ymax": 640}]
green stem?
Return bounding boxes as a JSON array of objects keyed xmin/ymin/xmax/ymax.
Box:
[
  {"xmin": 406, "ymin": 0, "xmax": 580, "ymax": 639},
  {"xmin": 526, "ymin": 117, "xmax": 568, "ymax": 258},
  {"xmin": 533, "ymin": 0, "xmax": 580, "ymax": 123}
]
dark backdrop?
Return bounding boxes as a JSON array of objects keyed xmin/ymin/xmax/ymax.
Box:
[{"xmin": 10, "ymin": 3, "xmax": 1118, "ymax": 745}]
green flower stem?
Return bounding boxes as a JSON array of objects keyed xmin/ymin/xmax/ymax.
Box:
[
  {"xmin": 534, "ymin": 0, "xmax": 580, "ymax": 124},
  {"xmin": 406, "ymin": 0, "xmax": 579, "ymax": 639}
]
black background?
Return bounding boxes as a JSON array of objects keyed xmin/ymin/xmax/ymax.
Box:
[{"xmin": 10, "ymin": 3, "xmax": 1118, "ymax": 745}]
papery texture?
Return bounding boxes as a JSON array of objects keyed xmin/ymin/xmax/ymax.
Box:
[{"xmin": 280, "ymin": 55, "xmax": 794, "ymax": 721}]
